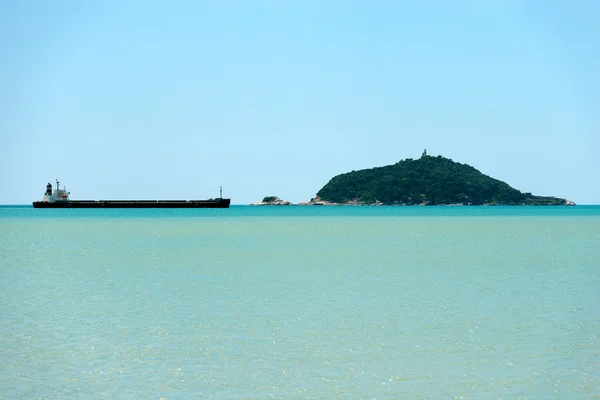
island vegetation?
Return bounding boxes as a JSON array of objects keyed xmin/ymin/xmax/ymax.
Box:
[{"xmin": 314, "ymin": 152, "xmax": 574, "ymax": 206}]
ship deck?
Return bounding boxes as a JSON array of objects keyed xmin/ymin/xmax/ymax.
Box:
[{"xmin": 32, "ymin": 199, "xmax": 231, "ymax": 208}]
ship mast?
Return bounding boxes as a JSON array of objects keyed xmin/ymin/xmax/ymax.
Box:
[
  {"xmin": 56, "ymin": 179, "xmax": 60, "ymax": 191},
  {"xmin": 220, "ymin": 186, "xmax": 222, "ymax": 199}
]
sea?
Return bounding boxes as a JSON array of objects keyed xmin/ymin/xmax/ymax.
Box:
[{"xmin": 1, "ymin": 205, "xmax": 599, "ymax": 399}]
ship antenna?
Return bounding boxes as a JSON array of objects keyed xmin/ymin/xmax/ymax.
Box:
[{"xmin": 220, "ymin": 186, "xmax": 222, "ymax": 199}]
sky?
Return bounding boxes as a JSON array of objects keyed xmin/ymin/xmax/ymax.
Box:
[{"xmin": 1, "ymin": 1, "xmax": 599, "ymax": 205}]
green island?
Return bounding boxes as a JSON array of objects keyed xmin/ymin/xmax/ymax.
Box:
[{"xmin": 311, "ymin": 151, "xmax": 575, "ymax": 206}]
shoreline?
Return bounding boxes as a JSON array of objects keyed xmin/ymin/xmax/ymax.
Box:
[{"xmin": 251, "ymin": 196, "xmax": 576, "ymax": 207}]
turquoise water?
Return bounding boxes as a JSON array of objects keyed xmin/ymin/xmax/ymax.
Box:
[{"xmin": 1, "ymin": 206, "xmax": 599, "ymax": 399}]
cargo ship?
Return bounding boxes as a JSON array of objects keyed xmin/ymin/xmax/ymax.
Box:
[{"xmin": 32, "ymin": 180, "xmax": 231, "ymax": 208}]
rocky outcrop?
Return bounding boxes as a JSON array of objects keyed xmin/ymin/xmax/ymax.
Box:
[
  {"xmin": 297, "ymin": 197, "xmax": 384, "ymax": 206},
  {"xmin": 523, "ymin": 195, "xmax": 577, "ymax": 206},
  {"xmin": 251, "ymin": 196, "xmax": 293, "ymax": 206}
]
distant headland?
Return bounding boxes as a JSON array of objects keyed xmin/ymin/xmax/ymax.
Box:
[{"xmin": 252, "ymin": 151, "xmax": 575, "ymax": 206}]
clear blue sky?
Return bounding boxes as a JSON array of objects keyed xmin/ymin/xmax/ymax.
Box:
[{"xmin": 1, "ymin": 1, "xmax": 599, "ymax": 204}]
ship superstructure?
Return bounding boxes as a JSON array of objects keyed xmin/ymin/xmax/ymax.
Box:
[{"xmin": 40, "ymin": 180, "xmax": 71, "ymax": 203}]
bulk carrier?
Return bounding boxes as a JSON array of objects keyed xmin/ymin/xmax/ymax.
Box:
[{"xmin": 32, "ymin": 180, "xmax": 231, "ymax": 208}]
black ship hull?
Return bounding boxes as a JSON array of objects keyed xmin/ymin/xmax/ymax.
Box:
[{"xmin": 32, "ymin": 199, "xmax": 231, "ymax": 208}]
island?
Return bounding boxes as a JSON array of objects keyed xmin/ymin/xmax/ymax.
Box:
[{"xmin": 310, "ymin": 151, "xmax": 575, "ymax": 206}]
